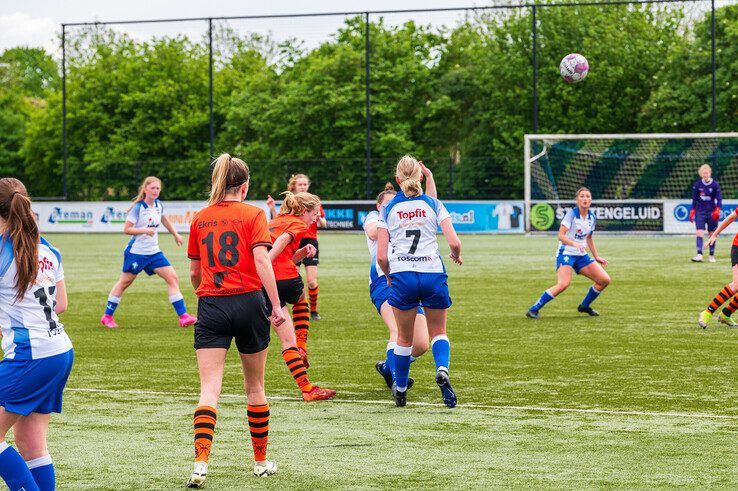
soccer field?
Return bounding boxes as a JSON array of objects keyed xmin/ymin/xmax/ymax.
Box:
[{"xmin": 31, "ymin": 233, "xmax": 737, "ymax": 489}]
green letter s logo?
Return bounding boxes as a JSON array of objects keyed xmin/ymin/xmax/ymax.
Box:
[{"xmin": 531, "ymin": 203, "xmax": 555, "ymax": 230}]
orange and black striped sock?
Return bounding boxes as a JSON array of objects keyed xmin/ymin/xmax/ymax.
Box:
[
  {"xmin": 247, "ymin": 404, "xmax": 269, "ymax": 463},
  {"xmin": 308, "ymin": 286, "xmax": 319, "ymax": 314},
  {"xmin": 193, "ymin": 406, "xmax": 217, "ymax": 463},
  {"xmin": 292, "ymin": 300, "xmax": 310, "ymax": 352},
  {"xmin": 707, "ymin": 285, "xmax": 734, "ymax": 313},
  {"xmin": 722, "ymin": 295, "xmax": 738, "ymax": 316},
  {"xmin": 281, "ymin": 347, "xmax": 313, "ymax": 392}
]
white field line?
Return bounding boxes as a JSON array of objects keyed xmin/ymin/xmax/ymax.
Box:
[{"xmin": 66, "ymin": 387, "xmax": 738, "ymax": 421}]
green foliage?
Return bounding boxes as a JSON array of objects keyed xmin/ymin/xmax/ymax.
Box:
[
  {"xmin": 640, "ymin": 4, "xmax": 738, "ymax": 132},
  {"xmin": 0, "ymin": 47, "xmax": 59, "ymax": 96},
  {"xmin": 1, "ymin": 4, "xmax": 735, "ymax": 200},
  {"xmin": 0, "ymin": 47, "xmax": 58, "ymax": 180}
]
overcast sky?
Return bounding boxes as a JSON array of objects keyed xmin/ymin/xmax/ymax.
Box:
[{"xmin": 0, "ymin": 0, "xmax": 492, "ymax": 54}]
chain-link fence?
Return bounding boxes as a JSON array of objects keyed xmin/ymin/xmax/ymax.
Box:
[{"xmin": 47, "ymin": 0, "xmax": 738, "ymax": 200}]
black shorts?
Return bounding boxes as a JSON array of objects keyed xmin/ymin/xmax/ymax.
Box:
[
  {"xmin": 194, "ymin": 291, "xmax": 270, "ymax": 354},
  {"xmin": 275, "ymin": 277, "xmax": 304, "ymax": 307},
  {"xmin": 297, "ymin": 238, "xmax": 319, "ymax": 266},
  {"xmin": 732, "ymin": 245, "xmax": 738, "ymax": 267}
]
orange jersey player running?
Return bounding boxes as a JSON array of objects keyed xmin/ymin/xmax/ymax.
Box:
[
  {"xmin": 267, "ymin": 192, "xmax": 336, "ymax": 401},
  {"xmin": 697, "ymin": 207, "xmax": 738, "ymax": 328},
  {"xmin": 268, "ymin": 174, "xmax": 326, "ymax": 326},
  {"xmin": 186, "ymin": 154, "xmax": 285, "ymax": 486}
]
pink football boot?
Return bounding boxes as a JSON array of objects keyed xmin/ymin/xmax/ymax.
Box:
[
  {"xmin": 179, "ymin": 313, "xmax": 197, "ymax": 327},
  {"xmin": 100, "ymin": 314, "xmax": 118, "ymax": 329}
]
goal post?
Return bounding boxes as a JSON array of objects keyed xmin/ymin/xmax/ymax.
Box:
[{"xmin": 524, "ymin": 133, "xmax": 738, "ymax": 233}]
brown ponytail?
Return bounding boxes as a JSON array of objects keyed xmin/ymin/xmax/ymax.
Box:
[
  {"xmin": 376, "ymin": 182, "xmax": 397, "ymax": 205},
  {"xmin": 396, "ymin": 155, "xmax": 423, "ymax": 198},
  {"xmin": 279, "ymin": 191, "xmax": 320, "ymax": 216},
  {"xmin": 0, "ymin": 178, "xmax": 39, "ymax": 302},
  {"xmin": 209, "ymin": 153, "xmax": 250, "ymax": 205}
]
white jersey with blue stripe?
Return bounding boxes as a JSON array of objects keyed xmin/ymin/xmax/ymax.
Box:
[
  {"xmin": 377, "ymin": 192, "xmax": 451, "ymax": 274},
  {"xmin": 126, "ymin": 199, "xmax": 163, "ymax": 255},
  {"xmin": 557, "ymin": 208, "xmax": 595, "ymax": 257},
  {"xmin": 0, "ymin": 236, "xmax": 73, "ymax": 361},
  {"xmin": 363, "ymin": 210, "xmax": 383, "ymax": 284}
]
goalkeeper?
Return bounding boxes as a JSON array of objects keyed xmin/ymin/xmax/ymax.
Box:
[{"xmin": 690, "ymin": 164, "xmax": 722, "ymax": 263}]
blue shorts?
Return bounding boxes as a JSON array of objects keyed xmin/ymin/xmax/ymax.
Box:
[
  {"xmin": 0, "ymin": 349, "xmax": 74, "ymax": 416},
  {"xmin": 122, "ymin": 250, "xmax": 171, "ymax": 276},
  {"xmin": 695, "ymin": 211, "xmax": 718, "ymax": 232},
  {"xmin": 388, "ymin": 272, "xmax": 452, "ymax": 311},
  {"xmin": 369, "ymin": 278, "xmax": 424, "ymax": 315},
  {"xmin": 556, "ymin": 253, "xmax": 596, "ymax": 274}
]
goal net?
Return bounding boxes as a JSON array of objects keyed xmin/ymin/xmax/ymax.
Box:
[{"xmin": 524, "ymin": 133, "xmax": 738, "ymax": 233}]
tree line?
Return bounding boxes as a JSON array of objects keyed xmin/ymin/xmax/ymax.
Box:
[{"xmin": 1, "ymin": 3, "xmax": 736, "ymax": 201}]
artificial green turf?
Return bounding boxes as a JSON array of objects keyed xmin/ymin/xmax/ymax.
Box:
[{"xmin": 19, "ymin": 233, "xmax": 738, "ymax": 489}]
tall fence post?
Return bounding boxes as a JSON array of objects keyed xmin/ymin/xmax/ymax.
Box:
[
  {"xmin": 62, "ymin": 24, "xmax": 68, "ymax": 199},
  {"xmin": 208, "ymin": 18, "xmax": 215, "ymax": 157},
  {"xmin": 448, "ymin": 156, "xmax": 454, "ymax": 199},
  {"xmin": 532, "ymin": 5, "xmax": 538, "ymax": 133},
  {"xmin": 710, "ymin": 0, "xmax": 717, "ymax": 131},
  {"xmin": 364, "ymin": 12, "xmax": 372, "ymax": 199}
]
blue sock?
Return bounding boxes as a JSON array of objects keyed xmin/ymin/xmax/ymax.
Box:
[
  {"xmin": 431, "ymin": 335, "xmax": 451, "ymax": 372},
  {"xmin": 696, "ymin": 236, "xmax": 703, "ymax": 254},
  {"xmin": 709, "ymin": 240, "xmax": 716, "ymax": 256},
  {"xmin": 384, "ymin": 342, "xmax": 396, "ymax": 379},
  {"xmin": 26, "ymin": 456, "xmax": 54, "ymax": 491},
  {"xmin": 104, "ymin": 295, "xmax": 120, "ymax": 316},
  {"xmin": 580, "ymin": 286, "xmax": 601, "ymax": 308},
  {"xmin": 530, "ymin": 290, "xmax": 555, "ymax": 313},
  {"xmin": 169, "ymin": 293, "xmax": 187, "ymax": 316},
  {"xmin": 0, "ymin": 442, "xmax": 39, "ymax": 491},
  {"xmin": 393, "ymin": 345, "xmax": 412, "ymax": 392}
]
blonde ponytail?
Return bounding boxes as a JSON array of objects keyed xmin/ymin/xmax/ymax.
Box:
[
  {"xmin": 287, "ymin": 174, "xmax": 310, "ymax": 192},
  {"xmin": 279, "ymin": 191, "xmax": 320, "ymax": 216},
  {"xmin": 127, "ymin": 176, "xmax": 161, "ymax": 212},
  {"xmin": 396, "ymin": 155, "xmax": 423, "ymax": 198},
  {"xmin": 209, "ymin": 153, "xmax": 250, "ymax": 205}
]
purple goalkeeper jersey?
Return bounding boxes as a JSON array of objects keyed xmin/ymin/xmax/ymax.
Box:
[{"xmin": 692, "ymin": 178, "xmax": 722, "ymax": 214}]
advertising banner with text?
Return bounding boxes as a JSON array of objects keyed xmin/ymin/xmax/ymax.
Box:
[
  {"xmin": 443, "ymin": 201, "xmax": 524, "ymax": 233},
  {"xmin": 32, "ymin": 200, "xmax": 524, "ymax": 233},
  {"xmin": 530, "ymin": 201, "xmax": 663, "ymax": 232},
  {"xmin": 664, "ymin": 200, "xmax": 738, "ymax": 234},
  {"xmin": 31, "ymin": 201, "xmax": 270, "ymax": 233},
  {"xmin": 349, "ymin": 201, "xmax": 524, "ymax": 233}
]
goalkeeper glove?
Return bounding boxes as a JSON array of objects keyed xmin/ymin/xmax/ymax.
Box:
[
  {"xmin": 689, "ymin": 209, "xmax": 695, "ymax": 223},
  {"xmin": 712, "ymin": 207, "xmax": 721, "ymax": 221}
]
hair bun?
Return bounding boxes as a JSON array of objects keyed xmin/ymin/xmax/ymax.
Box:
[{"xmin": 384, "ymin": 182, "xmax": 394, "ymax": 191}]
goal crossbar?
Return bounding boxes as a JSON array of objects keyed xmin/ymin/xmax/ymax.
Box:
[
  {"xmin": 523, "ymin": 132, "xmax": 738, "ymax": 232},
  {"xmin": 526, "ymin": 133, "xmax": 738, "ymax": 141}
]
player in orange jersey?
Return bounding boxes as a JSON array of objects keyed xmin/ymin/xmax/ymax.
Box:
[
  {"xmin": 268, "ymin": 191, "xmax": 336, "ymax": 401},
  {"xmin": 186, "ymin": 154, "xmax": 285, "ymax": 486},
  {"xmin": 699, "ymin": 208, "xmax": 738, "ymax": 328},
  {"xmin": 268, "ymin": 174, "xmax": 325, "ymax": 323}
]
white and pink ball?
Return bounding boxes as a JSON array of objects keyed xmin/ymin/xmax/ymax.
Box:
[{"xmin": 559, "ymin": 53, "xmax": 589, "ymax": 83}]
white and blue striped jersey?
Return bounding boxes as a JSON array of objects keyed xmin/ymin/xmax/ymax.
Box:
[
  {"xmin": 557, "ymin": 208, "xmax": 595, "ymax": 257},
  {"xmin": 126, "ymin": 199, "xmax": 163, "ymax": 255},
  {"xmin": 377, "ymin": 193, "xmax": 451, "ymax": 274},
  {"xmin": 363, "ymin": 210, "xmax": 383, "ymax": 284},
  {"xmin": 0, "ymin": 236, "xmax": 72, "ymax": 360}
]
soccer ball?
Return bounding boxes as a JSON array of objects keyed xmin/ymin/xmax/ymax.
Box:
[{"xmin": 559, "ymin": 53, "xmax": 589, "ymax": 83}]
